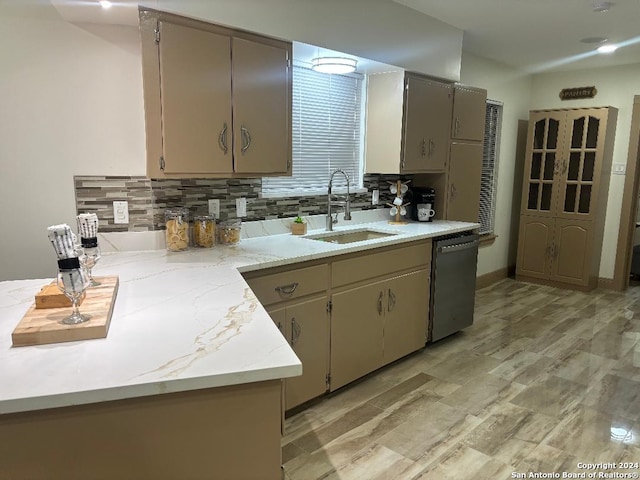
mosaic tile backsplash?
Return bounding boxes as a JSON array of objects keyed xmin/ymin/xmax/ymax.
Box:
[{"xmin": 74, "ymin": 175, "xmax": 409, "ymax": 232}]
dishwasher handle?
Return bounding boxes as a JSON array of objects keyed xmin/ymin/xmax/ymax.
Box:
[{"xmin": 437, "ymin": 240, "xmax": 478, "ymax": 254}]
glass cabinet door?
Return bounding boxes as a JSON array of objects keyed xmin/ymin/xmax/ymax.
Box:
[
  {"xmin": 556, "ymin": 110, "xmax": 604, "ymax": 220},
  {"xmin": 522, "ymin": 111, "xmax": 566, "ymax": 216}
]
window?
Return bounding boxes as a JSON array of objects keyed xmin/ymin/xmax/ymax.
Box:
[
  {"xmin": 479, "ymin": 100, "xmax": 503, "ymax": 235},
  {"xmin": 262, "ymin": 65, "xmax": 364, "ymax": 196}
]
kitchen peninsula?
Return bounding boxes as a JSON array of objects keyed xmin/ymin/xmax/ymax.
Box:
[{"xmin": 0, "ymin": 212, "xmax": 477, "ymax": 479}]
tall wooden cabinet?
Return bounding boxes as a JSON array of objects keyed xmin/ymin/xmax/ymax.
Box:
[
  {"xmin": 444, "ymin": 85, "xmax": 487, "ymax": 222},
  {"xmin": 516, "ymin": 107, "xmax": 618, "ymax": 290},
  {"xmin": 140, "ymin": 9, "xmax": 292, "ymax": 178}
]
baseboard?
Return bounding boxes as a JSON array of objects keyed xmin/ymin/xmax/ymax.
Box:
[
  {"xmin": 597, "ymin": 277, "xmax": 616, "ymax": 290},
  {"xmin": 476, "ymin": 266, "xmax": 515, "ymax": 290}
]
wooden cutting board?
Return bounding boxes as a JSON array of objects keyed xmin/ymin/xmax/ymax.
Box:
[{"xmin": 12, "ymin": 276, "xmax": 119, "ymax": 347}]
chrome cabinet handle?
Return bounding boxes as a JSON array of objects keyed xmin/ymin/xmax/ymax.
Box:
[
  {"xmin": 455, "ymin": 118, "xmax": 460, "ymax": 137},
  {"xmin": 218, "ymin": 123, "xmax": 228, "ymax": 154},
  {"xmin": 388, "ymin": 289, "xmax": 396, "ymax": 312},
  {"xmin": 275, "ymin": 282, "xmax": 299, "ymax": 296},
  {"xmin": 276, "ymin": 321, "xmax": 283, "ymax": 333},
  {"xmin": 429, "ymin": 138, "xmax": 435, "ymax": 157},
  {"xmin": 450, "ymin": 183, "xmax": 457, "ymax": 201},
  {"xmin": 241, "ymin": 125, "xmax": 252, "ymax": 154},
  {"xmin": 291, "ymin": 317, "xmax": 301, "ymax": 347},
  {"xmin": 421, "ymin": 138, "xmax": 427, "ymax": 158},
  {"xmin": 377, "ymin": 291, "xmax": 384, "ymax": 315}
]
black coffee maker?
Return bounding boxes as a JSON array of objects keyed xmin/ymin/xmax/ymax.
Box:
[{"xmin": 410, "ymin": 187, "xmax": 436, "ymax": 222}]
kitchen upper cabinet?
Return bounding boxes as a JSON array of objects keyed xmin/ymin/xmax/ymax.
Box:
[
  {"xmin": 451, "ymin": 85, "xmax": 487, "ymax": 142},
  {"xmin": 365, "ymin": 71, "xmax": 452, "ymax": 174},
  {"xmin": 446, "ymin": 142, "xmax": 483, "ymax": 223},
  {"xmin": 157, "ymin": 21, "xmax": 232, "ymax": 175},
  {"xmin": 231, "ymin": 38, "xmax": 291, "ymax": 175},
  {"xmin": 516, "ymin": 107, "xmax": 618, "ymax": 290},
  {"xmin": 140, "ymin": 9, "xmax": 292, "ymax": 178},
  {"xmin": 402, "ymin": 75, "xmax": 453, "ymax": 172}
]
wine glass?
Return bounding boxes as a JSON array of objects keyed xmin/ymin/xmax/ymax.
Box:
[
  {"xmin": 79, "ymin": 245, "xmax": 101, "ymax": 287},
  {"xmin": 56, "ymin": 268, "xmax": 91, "ymax": 325}
]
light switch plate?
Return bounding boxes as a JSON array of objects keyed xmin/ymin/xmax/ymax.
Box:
[
  {"xmin": 113, "ymin": 201, "xmax": 129, "ymax": 224},
  {"xmin": 236, "ymin": 197, "xmax": 247, "ymax": 217},
  {"xmin": 208, "ymin": 199, "xmax": 220, "ymax": 218},
  {"xmin": 372, "ymin": 189, "xmax": 380, "ymax": 205},
  {"xmin": 613, "ymin": 163, "xmax": 626, "ymax": 175}
]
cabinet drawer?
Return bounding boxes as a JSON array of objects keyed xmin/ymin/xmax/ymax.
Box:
[
  {"xmin": 245, "ymin": 264, "xmax": 328, "ymax": 306},
  {"xmin": 332, "ymin": 241, "xmax": 431, "ymax": 288}
]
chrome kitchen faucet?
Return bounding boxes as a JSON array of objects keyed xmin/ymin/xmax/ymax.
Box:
[{"xmin": 326, "ymin": 169, "xmax": 352, "ymax": 231}]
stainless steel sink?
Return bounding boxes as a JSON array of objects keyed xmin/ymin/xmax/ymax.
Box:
[{"xmin": 305, "ymin": 229, "xmax": 397, "ymax": 244}]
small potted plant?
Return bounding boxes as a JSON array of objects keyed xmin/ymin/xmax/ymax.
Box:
[{"xmin": 291, "ymin": 216, "xmax": 307, "ymax": 235}]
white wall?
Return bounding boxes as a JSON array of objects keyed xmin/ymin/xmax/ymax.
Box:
[
  {"xmin": 458, "ymin": 52, "xmax": 533, "ymax": 277},
  {"xmin": 529, "ymin": 64, "xmax": 640, "ymax": 278},
  {"xmin": 0, "ymin": 2, "xmax": 146, "ymax": 281},
  {"xmin": 153, "ymin": 0, "xmax": 464, "ymax": 81}
]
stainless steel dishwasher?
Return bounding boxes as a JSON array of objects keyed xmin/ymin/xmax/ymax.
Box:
[{"xmin": 429, "ymin": 233, "xmax": 479, "ymax": 342}]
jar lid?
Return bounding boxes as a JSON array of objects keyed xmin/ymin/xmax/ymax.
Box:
[
  {"xmin": 194, "ymin": 214, "xmax": 216, "ymax": 221},
  {"xmin": 165, "ymin": 207, "xmax": 189, "ymax": 219}
]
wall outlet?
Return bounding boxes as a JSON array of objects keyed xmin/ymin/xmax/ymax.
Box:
[
  {"xmin": 113, "ymin": 201, "xmax": 129, "ymax": 224},
  {"xmin": 236, "ymin": 197, "xmax": 247, "ymax": 217},
  {"xmin": 372, "ymin": 189, "xmax": 380, "ymax": 205},
  {"xmin": 208, "ymin": 199, "xmax": 220, "ymax": 218}
]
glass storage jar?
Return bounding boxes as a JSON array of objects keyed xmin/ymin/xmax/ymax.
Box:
[
  {"xmin": 165, "ymin": 207, "xmax": 190, "ymax": 252},
  {"xmin": 218, "ymin": 220, "xmax": 242, "ymax": 246},
  {"xmin": 193, "ymin": 214, "xmax": 216, "ymax": 248}
]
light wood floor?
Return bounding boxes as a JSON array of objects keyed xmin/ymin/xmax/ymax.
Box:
[{"xmin": 282, "ymin": 279, "xmax": 640, "ymax": 479}]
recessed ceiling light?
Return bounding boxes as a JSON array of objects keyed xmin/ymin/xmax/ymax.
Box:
[
  {"xmin": 597, "ymin": 44, "xmax": 618, "ymax": 54},
  {"xmin": 99, "ymin": 0, "xmax": 112, "ymax": 9},
  {"xmin": 581, "ymin": 36, "xmax": 609, "ymax": 44},
  {"xmin": 593, "ymin": 1, "xmax": 612, "ymax": 12}
]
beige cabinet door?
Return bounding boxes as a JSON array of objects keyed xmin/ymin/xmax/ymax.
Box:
[
  {"xmin": 555, "ymin": 109, "xmax": 608, "ymax": 222},
  {"xmin": 550, "ymin": 219, "xmax": 593, "ymax": 286},
  {"xmin": 447, "ymin": 142, "xmax": 483, "ymax": 222},
  {"xmin": 451, "ymin": 86, "xmax": 487, "ymax": 142},
  {"xmin": 284, "ymin": 297, "xmax": 329, "ymax": 409},
  {"xmin": 158, "ymin": 21, "xmax": 233, "ymax": 174},
  {"xmin": 402, "ymin": 76, "xmax": 452, "ymax": 173},
  {"xmin": 384, "ymin": 270, "xmax": 429, "ymax": 364},
  {"xmin": 232, "ymin": 37, "xmax": 291, "ymax": 175},
  {"xmin": 516, "ymin": 215, "xmax": 554, "ymax": 280},
  {"xmin": 330, "ymin": 281, "xmax": 385, "ymax": 391},
  {"xmin": 520, "ymin": 110, "xmax": 568, "ymax": 218}
]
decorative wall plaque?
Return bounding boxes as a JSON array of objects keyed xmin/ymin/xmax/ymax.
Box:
[{"xmin": 559, "ymin": 86, "xmax": 597, "ymax": 100}]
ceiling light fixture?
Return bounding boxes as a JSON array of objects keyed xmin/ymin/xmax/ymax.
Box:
[
  {"xmin": 597, "ymin": 44, "xmax": 618, "ymax": 54},
  {"xmin": 99, "ymin": 0, "xmax": 112, "ymax": 9},
  {"xmin": 311, "ymin": 57, "xmax": 357, "ymax": 75},
  {"xmin": 580, "ymin": 36, "xmax": 609, "ymax": 44},
  {"xmin": 593, "ymin": 1, "xmax": 612, "ymax": 12}
]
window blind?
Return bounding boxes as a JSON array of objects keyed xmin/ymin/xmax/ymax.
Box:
[
  {"xmin": 262, "ymin": 65, "xmax": 364, "ymax": 194},
  {"xmin": 478, "ymin": 100, "xmax": 503, "ymax": 235}
]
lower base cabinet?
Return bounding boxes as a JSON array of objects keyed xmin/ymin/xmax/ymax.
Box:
[
  {"xmin": 516, "ymin": 215, "xmax": 594, "ymax": 288},
  {"xmin": 267, "ymin": 296, "xmax": 329, "ymax": 409},
  {"xmin": 330, "ymin": 269, "xmax": 430, "ymax": 391},
  {"xmin": 245, "ymin": 239, "xmax": 433, "ymax": 409}
]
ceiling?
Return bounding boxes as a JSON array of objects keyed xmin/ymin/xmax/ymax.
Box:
[
  {"xmin": 49, "ymin": 0, "xmax": 640, "ymax": 73},
  {"xmin": 393, "ymin": 0, "xmax": 640, "ymax": 73}
]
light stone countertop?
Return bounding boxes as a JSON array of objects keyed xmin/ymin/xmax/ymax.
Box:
[{"xmin": 0, "ymin": 210, "xmax": 478, "ymax": 414}]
